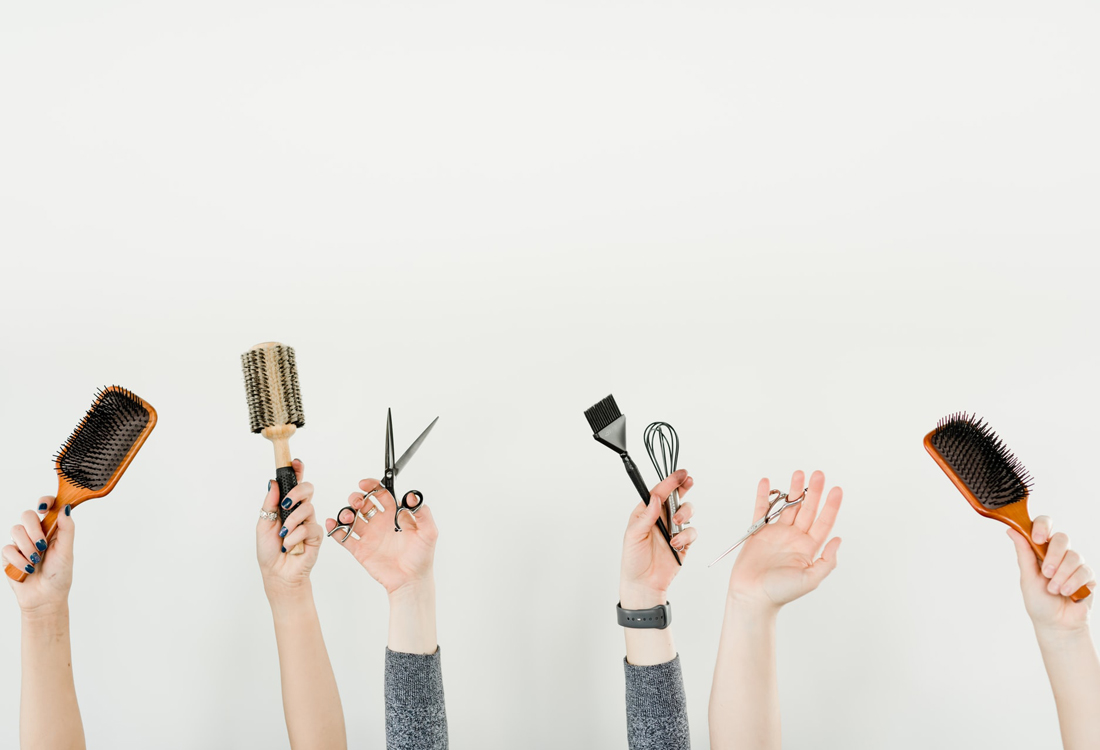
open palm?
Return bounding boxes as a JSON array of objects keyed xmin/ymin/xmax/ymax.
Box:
[
  {"xmin": 728, "ymin": 471, "xmax": 843, "ymax": 612},
  {"xmin": 325, "ymin": 478, "xmax": 438, "ymax": 594}
]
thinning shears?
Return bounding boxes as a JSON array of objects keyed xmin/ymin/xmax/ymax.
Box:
[
  {"xmin": 708, "ymin": 488, "xmax": 807, "ymax": 567},
  {"xmin": 328, "ymin": 408, "xmax": 439, "ymax": 542}
]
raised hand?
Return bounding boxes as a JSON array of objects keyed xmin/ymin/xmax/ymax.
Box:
[
  {"xmin": 1008, "ymin": 517, "xmax": 1094, "ymax": 633},
  {"xmin": 4, "ymin": 497, "xmax": 75, "ymax": 616},
  {"xmin": 257, "ymin": 459, "xmax": 323, "ymax": 599},
  {"xmin": 620, "ymin": 469, "xmax": 696, "ymax": 606},
  {"xmin": 324, "ymin": 478, "xmax": 439, "ymax": 595},
  {"xmin": 727, "ymin": 470, "xmax": 842, "ymax": 614}
]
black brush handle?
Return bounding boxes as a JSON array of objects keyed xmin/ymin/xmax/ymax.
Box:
[
  {"xmin": 276, "ymin": 465, "xmax": 300, "ymax": 524},
  {"xmin": 621, "ymin": 453, "xmax": 682, "ymax": 566}
]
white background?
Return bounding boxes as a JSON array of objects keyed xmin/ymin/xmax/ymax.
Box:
[{"xmin": 2, "ymin": 2, "xmax": 1098, "ymax": 748}]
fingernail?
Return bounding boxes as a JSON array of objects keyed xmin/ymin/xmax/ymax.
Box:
[
  {"xmin": 35, "ymin": 540, "xmax": 47, "ymax": 552},
  {"xmin": 1062, "ymin": 586, "xmax": 1073, "ymax": 596},
  {"xmin": 268, "ymin": 480, "xmax": 272, "ymax": 491},
  {"xmin": 29, "ymin": 553, "xmax": 40, "ymax": 565},
  {"xmin": 24, "ymin": 565, "xmax": 34, "ymax": 574},
  {"xmin": 64, "ymin": 505, "xmax": 71, "ymax": 516},
  {"xmin": 1044, "ymin": 566, "xmax": 1055, "ymax": 577},
  {"xmin": 281, "ymin": 497, "xmax": 292, "ymax": 509},
  {"xmin": 37, "ymin": 503, "xmax": 47, "ymax": 512},
  {"xmin": 1048, "ymin": 581, "xmax": 1060, "ymax": 594},
  {"xmin": 279, "ymin": 527, "xmax": 288, "ymax": 538},
  {"xmin": 281, "ymin": 545, "xmax": 287, "ymax": 553}
]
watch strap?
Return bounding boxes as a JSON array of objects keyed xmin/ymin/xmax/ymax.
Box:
[{"xmin": 617, "ymin": 601, "xmax": 672, "ymax": 630}]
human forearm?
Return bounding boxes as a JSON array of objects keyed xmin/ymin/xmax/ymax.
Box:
[
  {"xmin": 1036, "ymin": 626, "xmax": 1100, "ymax": 750},
  {"xmin": 20, "ymin": 606, "xmax": 84, "ymax": 750},
  {"xmin": 269, "ymin": 587, "xmax": 346, "ymax": 750},
  {"xmin": 388, "ymin": 578, "xmax": 437, "ymax": 655},
  {"xmin": 708, "ymin": 600, "xmax": 780, "ymax": 750}
]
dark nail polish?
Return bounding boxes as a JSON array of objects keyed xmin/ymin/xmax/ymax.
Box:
[
  {"xmin": 29, "ymin": 553, "xmax": 40, "ymax": 565},
  {"xmin": 64, "ymin": 505, "xmax": 71, "ymax": 516},
  {"xmin": 281, "ymin": 497, "xmax": 292, "ymax": 509},
  {"xmin": 268, "ymin": 480, "xmax": 272, "ymax": 491},
  {"xmin": 38, "ymin": 503, "xmax": 47, "ymax": 512},
  {"xmin": 35, "ymin": 540, "xmax": 47, "ymax": 552},
  {"xmin": 24, "ymin": 565, "xmax": 34, "ymax": 574},
  {"xmin": 279, "ymin": 527, "xmax": 288, "ymax": 538},
  {"xmin": 281, "ymin": 546, "xmax": 287, "ymax": 553}
]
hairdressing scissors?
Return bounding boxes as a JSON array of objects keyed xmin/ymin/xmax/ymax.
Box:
[
  {"xmin": 707, "ymin": 488, "xmax": 808, "ymax": 567},
  {"xmin": 327, "ymin": 408, "xmax": 439, "ymax": 542}
]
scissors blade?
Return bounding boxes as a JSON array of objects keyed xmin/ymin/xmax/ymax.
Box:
[
  {"xmin": 385, "ymin": 406, "xmax": 398, "ymax": 470},
  {"xmin": 394, "ymin": 416, "xmax": 439, "ymax": 474},
  {"xmin": 707, "ymin": 518, "xmax": 766, "ymax": 567}
]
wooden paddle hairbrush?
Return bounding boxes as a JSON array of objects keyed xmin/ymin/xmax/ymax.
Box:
[
  {"xmin": 242, "ymin": 342, "xmax": 306, "ymax": 555},
  {"xmin": 5, "ymin": 386, "xmax": 157, "ymax": 582},
  {"xmin": 925, "ymin": 412, "xmax": 1090, "ymax": 602}
]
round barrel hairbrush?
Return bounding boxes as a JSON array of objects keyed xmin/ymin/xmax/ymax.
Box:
[
  {"xmin": 242, "ymin": 342, "xmax": 306, "ymax": 555},
  {"xmin": 925, "ymin": 412, "xmax": 1091, "ymax": 602},
  {"xmin": 4, "ymin": 386, "xmax": 157, "ymax": 582}
]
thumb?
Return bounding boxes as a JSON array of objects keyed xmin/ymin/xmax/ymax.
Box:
[
  {"xmin": 52, "ymin": 504, "xmax": 76, "ymax": 559},
  {"xmin": 805, "ymin": 537, "xmax": 842, "ymax": 588},
  {"xmin": 625, "ymin": 495, "xmax": 663, "ymax": 539},
  {"xmin": 1007, "ymin": 528, "xmax": 1042, "ymax": 584}
]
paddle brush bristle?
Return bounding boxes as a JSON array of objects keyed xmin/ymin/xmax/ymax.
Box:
[
  {"xmin": 56, "ymin": 386, "xmax": 153, "ymax": 491},
  {"xmin": 928, "ymin": 412, "xmax": 1033, "ymax": 509}
]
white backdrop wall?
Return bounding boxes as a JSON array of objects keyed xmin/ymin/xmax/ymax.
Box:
[{"xmin": 1, "ymin": 2, "xmax": 1098, "ymax": 748}]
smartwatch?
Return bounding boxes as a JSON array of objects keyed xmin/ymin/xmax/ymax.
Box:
[{"xmin": 617, "ymin": 601, "xmax": 672, "ymax": 630}]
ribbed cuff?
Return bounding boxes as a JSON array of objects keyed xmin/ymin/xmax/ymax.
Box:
[
  {"xmin": 385, "ymin": 647, "xmax": 449, "ymax": 750},
  {"xmin": 624, "ymin": 654, "xmax": 691, "ymax": 750}
]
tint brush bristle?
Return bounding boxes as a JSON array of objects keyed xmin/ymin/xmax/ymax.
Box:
[
  {"xmin": 55, "ymin": 387, "xmax": 151, "ymax": 491},
  {"xmin": 584, "ymin": 394, "xmax": 623, "ymax": 434},
  {"xmin": 929, "ymin": 412, "xmax": 1033, "ymax": 509}
]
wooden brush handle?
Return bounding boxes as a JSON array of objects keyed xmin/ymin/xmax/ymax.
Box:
[{"xmin": 1008, "ymin": 511, "xmax": 1091, "ymax": 603}]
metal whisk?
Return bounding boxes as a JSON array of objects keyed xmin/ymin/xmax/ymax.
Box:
[{"xmin": 644, "ymin": 422, "xmax": 682, "ymax": 535}]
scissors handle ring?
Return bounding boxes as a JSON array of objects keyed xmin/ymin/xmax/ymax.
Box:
[{"xmin": 394, "ymin": 490, "xmax": 424, "ymax": 532}]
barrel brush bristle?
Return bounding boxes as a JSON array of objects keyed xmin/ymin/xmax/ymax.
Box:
[
  {"xmin": 242, "ymin": 343, "xmax": 305, "ymax": 432},
  {"xmin": 928, "ymin": 412, "xmax": 1033, "ymax": 509},
  {"xmin": 55, "ymin": 386, "xmax": 152, "ymax": 491}
]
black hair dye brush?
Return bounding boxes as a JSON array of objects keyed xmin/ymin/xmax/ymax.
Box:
[
  {"xmin": 585, "ymin": 395, "xmax": 681, "ymax": 566},
  {"xmin": 925, "ymin": 412, "xmax": 1090, "ymax": 602}
]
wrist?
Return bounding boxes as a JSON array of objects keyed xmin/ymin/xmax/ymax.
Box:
[
  {"xmin": 265, "ymin": 580, "xmax": 314, "ymax": 614},
  {"xmin": 21, "ymin": 602, "xmax": 70, "ymax": 626},
  {"xmin": 1035, "ymin": 622, "xmax": 1094, "ymax": 649},
  {"xmin": 619, "ymin": 583, "xmax": 668, "ymax": 610},
  {"xmin": 388, "ymin": 576, "xmax": 435, "ymax": 605},
  {"xmin": 726, "ymin": 592, "xmax": 781, "ymax": 623}
]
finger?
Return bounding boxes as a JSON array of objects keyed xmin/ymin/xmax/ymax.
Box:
[
  {"xmin": 324, "ymin": 517, "xmax": 362, "ymax": 552},
  {"xmin": 280, "ymin": 499, "xmax": 317, "ymax": 540},
  {"xmin": 280, "ymin": 481, "xmax": 314, "ymax": 514},
  {"xmin": 51, "ymin": 503, "xmax": 75, "ymax": 560},
  {"xmin": 669, "ymin": 526, "xmax": 698, "ymax": 554},
  {"xmin": 35, "ymin": 496, "xmax": 55, "ymax": 515},
  {"xmin": 753, "ymin": 477, "xmax": 771, "ymax": 522},
  {"xmin": 677, "ymin": 475, "xmax": 694, "ymax": 501},
  {"xmin": 1007, "ymin": 528, "xmax": 1043, "ymax": 585},
  {"xmin": 304, "ymin": 520, "xmax": 324, "ymax": 549},
  {"xmin": 648, "ymin": 469, "xmax": 689, "ymax": 505},
  {"xmin": 2, "ymin": 544, "xmax": 35, "ymax": 576},
  {"xmin": 672, "ymin": 502, "xmax": 695, "ymax": 526},
  {"xmin": 259, "ymin": 479, "xmax": 280, "ymax": 530},
  {"xmin": 809, "ymin": 486, "xmax": 843, "ymax": 545},
  {"xmin": 1042, "ymin": 532, "xmax": 1071, "ymax": 578},
  {"xmin": 777, "ymin": 470, "xmax": 805, "ymax": 525},
  {"xmin": 1047, "ymin": 550, "xmax": 1082, "ymax": 595},
  {"xmin": 795, "ymin": 470, "xmax": 826, "ymax": 532},
  {"xmin": 1058, "ymin": 564, "xmax": 1095, "ymax": 599},
  {"xmin": 11, "ymin": 524, "xmax": 39, "ymax": 566},
  {"xmin": 292, "ymin": 458, "xmax": 305, "ymax": 483},
  {"xmin": 1032, "ymin": 516, "xmax": 1053, "ymax": 545},
  {"xmin": 349, "ymin": 490, "xmax": 388, "ymax": 516},
  {"xmin": 805, "ymin": 536, "xmax": 842, "ymax": 587},
  {"xmin": 283, "ymin": 520, "xmax": 319, "ymax": 551}
]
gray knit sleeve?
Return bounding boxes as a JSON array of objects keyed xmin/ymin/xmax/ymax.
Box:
[
  {"xmin": 385, "ymin": 647, "xmax": 449, "ymax": 750},
  {"xmin": 623, "ymin": 654, "xmax": 691, "ymax": 750}
]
